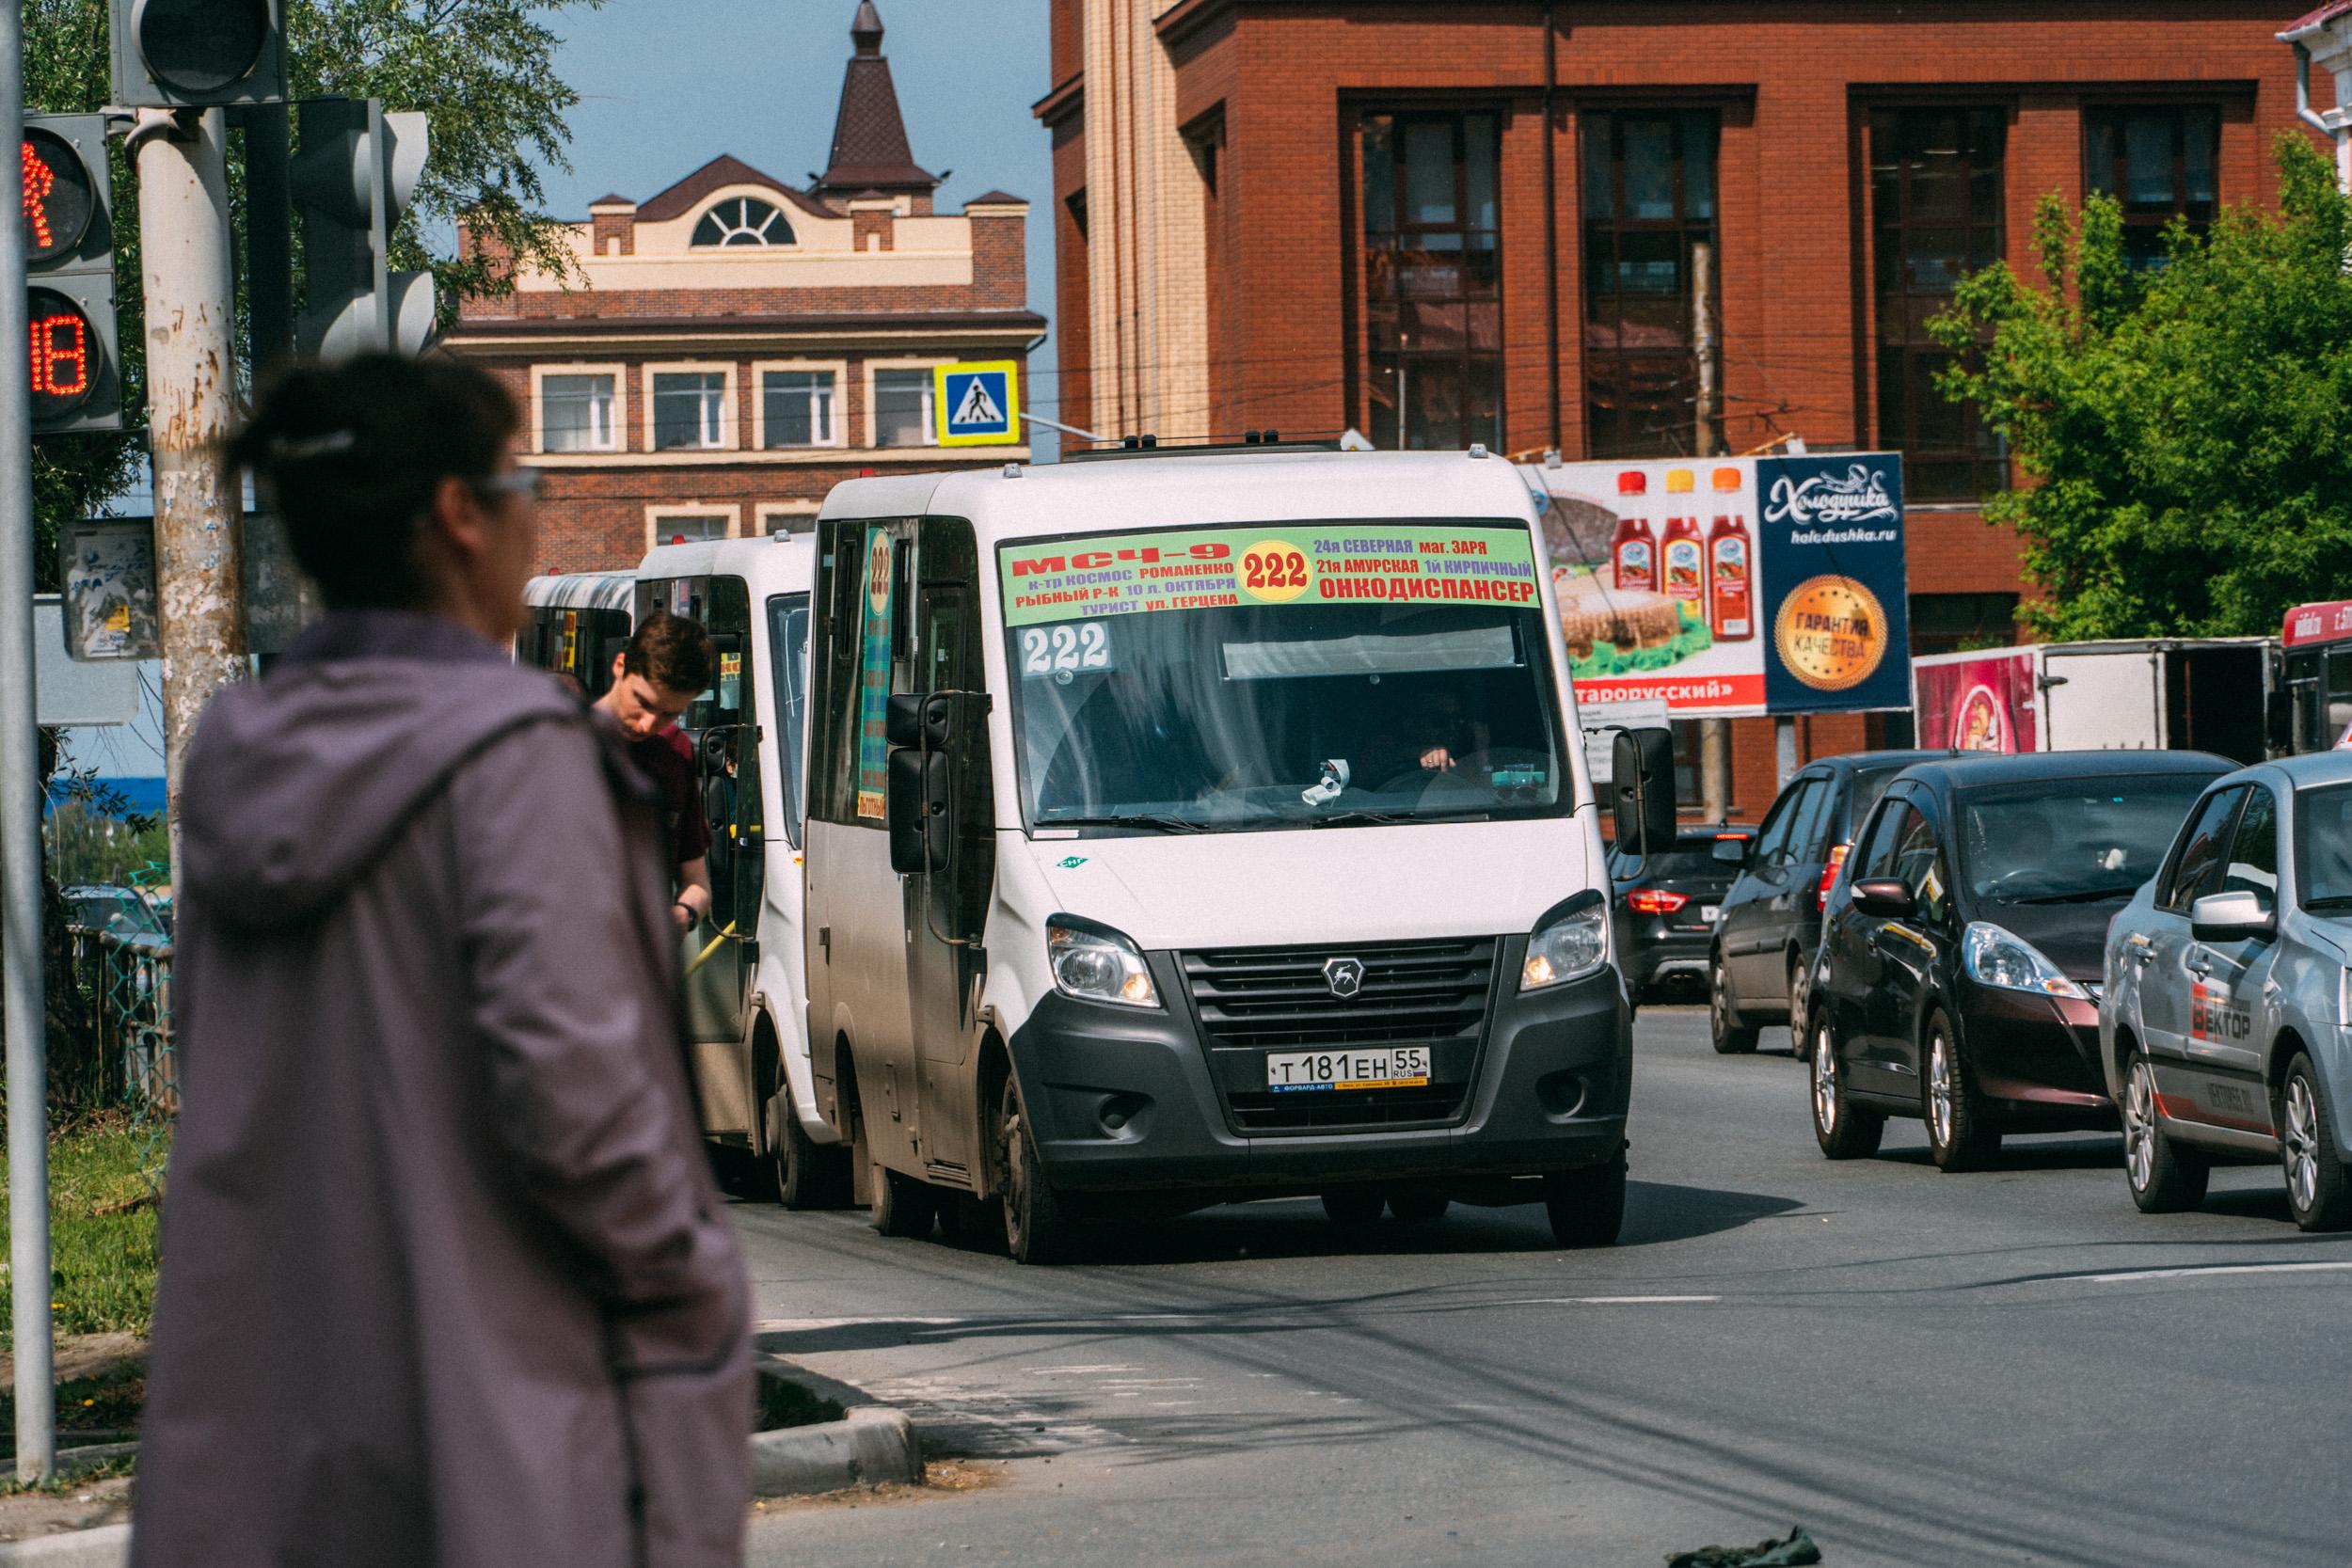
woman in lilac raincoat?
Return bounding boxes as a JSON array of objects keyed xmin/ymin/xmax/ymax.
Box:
[{"xmin": 131, "ymin": 355, "xmax": 752, "ymax": 1568}]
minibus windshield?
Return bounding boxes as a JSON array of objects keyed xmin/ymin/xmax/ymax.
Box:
[{"xmin": 999, "ymin": 521, "xmax": 1569, "ymax": 833}]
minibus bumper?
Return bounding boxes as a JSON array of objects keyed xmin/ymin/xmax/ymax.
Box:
[{"xmin": 1007, "ymin": 954, "xmax": 1630, "ymax": 1198}]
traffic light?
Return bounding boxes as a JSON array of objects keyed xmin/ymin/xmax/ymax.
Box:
[
  {"xmin": 291, "ymin": 98, "xmax": 436, "ymax": 360},
  {"xmin": 112, "ymin": 0, "xmax": 287, "ymax": 109},
  {"xmin": 23, "ymin": 116, "xmax": 122, "ymax": 436}
]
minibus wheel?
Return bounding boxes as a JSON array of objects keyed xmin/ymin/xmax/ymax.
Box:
[
  {"xmin": 998, "ymin": 1077, "xmax": 1077, "ymax": 1264},
  {"xmin": 1542, "ymin": 1156, "xmax": 1626, "ymax": 1247}
]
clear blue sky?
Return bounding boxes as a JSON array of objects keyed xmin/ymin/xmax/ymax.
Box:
[{"xmin": 537, "ymin": 0, "xmax": 1064, "ymax": 451}]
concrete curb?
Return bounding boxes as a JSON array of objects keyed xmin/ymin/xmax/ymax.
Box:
[
  {"xmin": 750, "ymin": 1405, "xmax": 923, "ymax": 1497},
  {"xmin": 0, "ymin": 1523, "xmax": 129, "ymax": 1568},
  {"xmin": 0, "ymin": 1373, "xmax": 920, "ymax": 1564}
]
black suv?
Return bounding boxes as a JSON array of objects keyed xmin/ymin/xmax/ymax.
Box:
[
  {"xmin": 1709, "ymin": 751, "xmax": 1956, "ymax": 1054},
  {"xmin": 1608, "ymin": 826, "xmax": 1756, "ymax": 1003}
]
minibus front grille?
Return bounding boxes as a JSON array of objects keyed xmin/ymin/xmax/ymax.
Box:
[
  {"xmin": 1180, "ymin": 937, "xmax": 1497, "ymax": 1050},
  {"xmin": 1224, "ymin": 1085, "xmax": 1471, "ymax": 1133}
]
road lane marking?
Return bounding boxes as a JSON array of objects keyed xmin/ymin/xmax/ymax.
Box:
[
  {"xmin": 1492, "ymin": 1294, "xmax": 1721, "ymax": 1306},
  {"xmin": 2085, "ymin": 1259, "xmax": 2352, "ymax": 1285}
]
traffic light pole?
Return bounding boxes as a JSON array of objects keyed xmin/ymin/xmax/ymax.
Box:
[
  {"xmin": 134, "ymin": 107, "xmax": 247, "ymax": 879},
  {"xmin": 2, "ymin": 0, "xmax": 61, "ymax": 1486}
]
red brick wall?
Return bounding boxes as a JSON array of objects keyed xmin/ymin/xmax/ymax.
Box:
[
  {"xmin": 1050, "ymin": 114, "xmax": 1092, "ymax": 431},
  {"xmin": 1049, "ymin": 0, "xmax": 2310, "ymax": 782}
]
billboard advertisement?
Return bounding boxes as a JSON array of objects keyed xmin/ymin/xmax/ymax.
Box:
[
  {"xmin": 1914, "ymin": 647, "xmax": 2039, "ymax": 753},
  {"xmin": 1525, "ymin": 451, "xmax": 1908, "ymax": 718}
]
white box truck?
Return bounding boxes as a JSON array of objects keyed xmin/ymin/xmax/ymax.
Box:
[{"xmin": 1911, "ymin": 638, "xmax": 2275, "ymax": 764}]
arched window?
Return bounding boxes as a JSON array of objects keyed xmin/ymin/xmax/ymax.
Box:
[{"xmin": 692, "ymin": 197, "xmax": 793, "ymax": 247}]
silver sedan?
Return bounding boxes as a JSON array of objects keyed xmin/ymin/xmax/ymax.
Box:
[{"xmin": 2099, "ymin": 752, "xmax": 2352, "ymax": 1230}]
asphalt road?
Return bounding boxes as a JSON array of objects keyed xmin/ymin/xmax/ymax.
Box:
[{"xmin": 739, "ymin": 1006, "xmax": 2352, "ymax": 1568}]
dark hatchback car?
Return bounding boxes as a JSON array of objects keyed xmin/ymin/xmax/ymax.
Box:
[
  {"xmin": 1710, "ymin": 751, "xmax": 1957, "ymax": 1053},
  {"xmin": 1609, "ymin": 826, "xmax": 1756, "ymax": 1002},
  {"xmin": 1806, "ymin": 750, "xmax": 2232, "ymax": 1170}
]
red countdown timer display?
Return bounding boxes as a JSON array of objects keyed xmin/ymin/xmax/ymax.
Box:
[
  {"xmin": 22, "ymin": 129, "xmax": 95, "ymax": 265},
  {"xmin": 27, "ymin": 286, "xmax": 98, "ymax": 418}
]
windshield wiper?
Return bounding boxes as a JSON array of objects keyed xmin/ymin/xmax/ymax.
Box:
[
  {"xmin": 1311, "ymin": 809, "xmax": 1491, "ymax": 828},
  {"xmin": 2302, "ymin": 895, "xmax": 2352, "ymax": 911},
  {"xmin": 2010, "ymin": 884, "xmax": 2142, "ymax": 905},
  {"xmin": 1048, "ymin": 814, "xmax": 1211, "ymax": 834}
]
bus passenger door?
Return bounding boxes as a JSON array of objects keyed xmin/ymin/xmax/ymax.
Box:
[{"xmin": 905, "ymin": 518, "xmax": 995, "ymax": 1184}]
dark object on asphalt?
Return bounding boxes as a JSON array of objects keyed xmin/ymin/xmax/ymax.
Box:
[
  {"xmin": 134, "ymin": 356, "xmax": 751, "ymax": 1568},
  {"xmin": 1608, "ymin": 825, "xmax": 1753, "ymax": 1002},
  {"xmin": 1665, "ymin": 1524, "xmax": 1822, "ymax": 1567},
  {"xmin": 1711, "ymin": 750, "xmax": 1957, "ymax": 1054},
  {"xmin": 1806, "ymin": 749, "xmax": 2232, "ymax": 1171}
]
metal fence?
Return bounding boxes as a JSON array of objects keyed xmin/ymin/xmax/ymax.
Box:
[{"xmin": 64, "ymin": 922, "xmax": 177, "ymax": 1187}]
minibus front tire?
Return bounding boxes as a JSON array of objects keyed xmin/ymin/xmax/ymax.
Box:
[
  {"xmin": 1000, "ymin": 1076, "xmax": 1080, "ymax": 1265},
  {"xmin": 1542, "ymin": 1154, "xmax": 1627, "ymax": 1247}
]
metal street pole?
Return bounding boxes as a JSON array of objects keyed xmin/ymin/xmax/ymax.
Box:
[
  {"xmin": 1692, "ymin": 240, "xmax": 1733, "ymax": 823},
  {"xmin": 135, "ymin": 107, "xmax": 246, "ymax": 887},
  {"xmin": 1, "ymin": 0, "xmax": 60, "ymax": 1485}
]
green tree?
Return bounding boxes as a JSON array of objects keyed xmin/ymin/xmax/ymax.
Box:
[
  {"xmin": 23, "ymin": 0, "xmax": 603, "ymax": 577},
  {"xmin": 1933, "ymin": 134, "xmax": 2352, "ymax": 641}
]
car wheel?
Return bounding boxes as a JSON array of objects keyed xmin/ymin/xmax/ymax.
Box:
[
  {"xmin": 1322, "ymin": 1188, "xmax": 1384, "ymax": 1227},
  {"xmin": 1922, "ymin": 1012, "xmax": 1999, "ymax": 1173},
  {"xmin": 1543, "ymin": 1155, "xmax": 1626, "ymax": 1247},
  {"xmin": 2279, "ymin": 1054, "xmax": 2352, "ymax": 1232},
  {"xmin": 1388, "ymin": 1191, "xmax": 1450, "ymax": 1223},
  {"xmin": 1787, "ymin": 956, "xmax": 1812, "ymax": 1049},
  {"xmin": 1709, "ymin": 957, "xmax": 1758, "ymax": 1054},
  {"xmin": 1809, "ymin": 1010, "xmax": 1883, "ymax": 1159},
  {"xmin": 2122, "ymin": 1050, "xmax": 2209, "ymax": 1213},
  {"xmin": 998, "ymin": 1075, "xmax": 1080, "ymax": 1263}
]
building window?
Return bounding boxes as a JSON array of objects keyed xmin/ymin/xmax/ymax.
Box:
[
  {"xmin": 1910, "ymin": 591, "xmax": 2021, "ymax": 656},
  {"xmin": 652, "ymin": 371, "xmax": 728, "ymax": 450},
  {"xmin": 693, "ymin": 197, "xmax": 794, "ymax": 247},
  {"xmin": 1582, "ymin": 109, "xmax": 1720, "ymax": 459},
  {"xmin": 1359, "ymin": 111, "xmax": 1502, "ymax": 451},
  {"xmin": 647, "ymin": 507, "xmax": 738, "ymax": 547},
  {"xmin": 872, "ymin": 369, "xmax": 936, "ymax": 448},
  {"xmin": 1872, "ymin": 106, "xmax": 2008, "ymax": 503},
  {"xmin": 2087, "ymin": 106, "xmax": 2219, "ymax": 271},
  {"xmin": 541, "ymin": 372, "xmax": 616, "ymax": 453},
  {"xmin": 763, "ymin": 370, "xmax": 835, "ymax": 447}
]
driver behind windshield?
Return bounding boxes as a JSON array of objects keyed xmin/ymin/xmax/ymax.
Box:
[{"xmin": 1367, "ymin": 683, "xmax": 1490, "ymax": 783}]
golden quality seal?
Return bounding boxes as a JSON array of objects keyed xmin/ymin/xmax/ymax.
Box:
[{"xmin": 1772, "ymin": 576, "xmax": 1887, "ymax": 692}]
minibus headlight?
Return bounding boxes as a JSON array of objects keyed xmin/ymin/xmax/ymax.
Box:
[
  {"xmin": 1522, "ymin": 894, "xmax": 1609, "ymax": 992},
  {"xmin": 1047, "ymin": 918, "xmax": 1161, "ymax": 1009}
]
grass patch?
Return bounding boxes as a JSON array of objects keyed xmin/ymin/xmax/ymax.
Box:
[{"xmin": 0, "ymin": 1114, "xmax": 164, "ymax": 1348}]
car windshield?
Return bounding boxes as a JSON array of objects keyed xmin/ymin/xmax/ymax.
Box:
[
  {"xmin": 1956, "ymin": 773, "xmax": 2216, "ymax": 905},
  {"xmin": 2295, "ymin": 780, "xmax": 2352, "ymax": 908},
  {"xmin": 1000, "ymin": 521, "xmax": 1567, "ymax": 832}
]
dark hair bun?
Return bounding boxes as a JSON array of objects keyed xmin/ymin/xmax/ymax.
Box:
[{"xmin": 227, "ymin": 354, "xmax": 519, "ymax": 610}]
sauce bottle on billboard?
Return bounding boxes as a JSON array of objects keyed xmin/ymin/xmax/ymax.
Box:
[
  {"xmin": 1611, "ymin": 470, "xmax": 1656, "ymax": 594},
  {"xmin": 1708, "ymin": 466, "xmax": 1753, "ymax": 641},
  {"xmin": 1661, "ymin": 468, "xmax": 1704, "ymax": 618}
]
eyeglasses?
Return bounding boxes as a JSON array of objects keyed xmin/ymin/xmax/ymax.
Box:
[{"xmin": 475, "ymin": 470, "xmax": 548, "ymax": 504}]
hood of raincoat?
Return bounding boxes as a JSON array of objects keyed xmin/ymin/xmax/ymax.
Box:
[{"xmin": 179, "ymin": 610, "xmax": 590, "ymax": 930}]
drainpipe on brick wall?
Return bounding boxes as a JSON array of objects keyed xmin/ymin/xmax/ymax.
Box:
[
  {"xmin": 1542, "ymin": 1, "xmax": 1561, "ymax": 451},
  {"xmin": 2289, "ymin": 36, "xmax": 2352, "ymax": 199}
]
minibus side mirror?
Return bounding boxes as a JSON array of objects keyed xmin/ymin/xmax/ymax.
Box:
[
  {"xmin": 886, "ymin": 690, "xmax": 953, "ymax": 751},
  {"xmin": 1611, "ymin": 727, "xmax": 1678, "ymax": 856},
  {"xmin": 887, "ymin": 747, "xmax": 952, "ymax": 876}
]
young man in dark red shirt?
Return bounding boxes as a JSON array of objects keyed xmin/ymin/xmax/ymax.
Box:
[{"xmin": 594, "ymin": 610, "xmax": 717, "ymax": 931}]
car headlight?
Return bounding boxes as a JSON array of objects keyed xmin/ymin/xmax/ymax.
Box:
[
  {"xmin": 1963, "ymin": 921, "xmax": 2087, "ymax": 1001},
  {"xmin": 1522, "ymin": 892, "xmax": 1609, "ymax": 991},
  {"xmin": 1047, "ymin": 917, "xmax": 1160, "ymax": 1009}
]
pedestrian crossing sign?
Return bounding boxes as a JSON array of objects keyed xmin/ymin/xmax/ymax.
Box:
[{"xmin": 934, "ymin": 361, "xmax": 1022, "ymax": 447}]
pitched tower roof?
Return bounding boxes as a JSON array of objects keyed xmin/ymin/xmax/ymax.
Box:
[{"xmin": 811, "ymin": 1, "xmax": 940, "ymax": 199}]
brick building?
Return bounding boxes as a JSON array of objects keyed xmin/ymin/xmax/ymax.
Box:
[
  {"xmin": 1035, "ymin": 0, "xmax": 2314, "ymax": 815},
  {"xmin": 446, "ymin": 1, "xmax": 1042, "ymax": 570}
]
